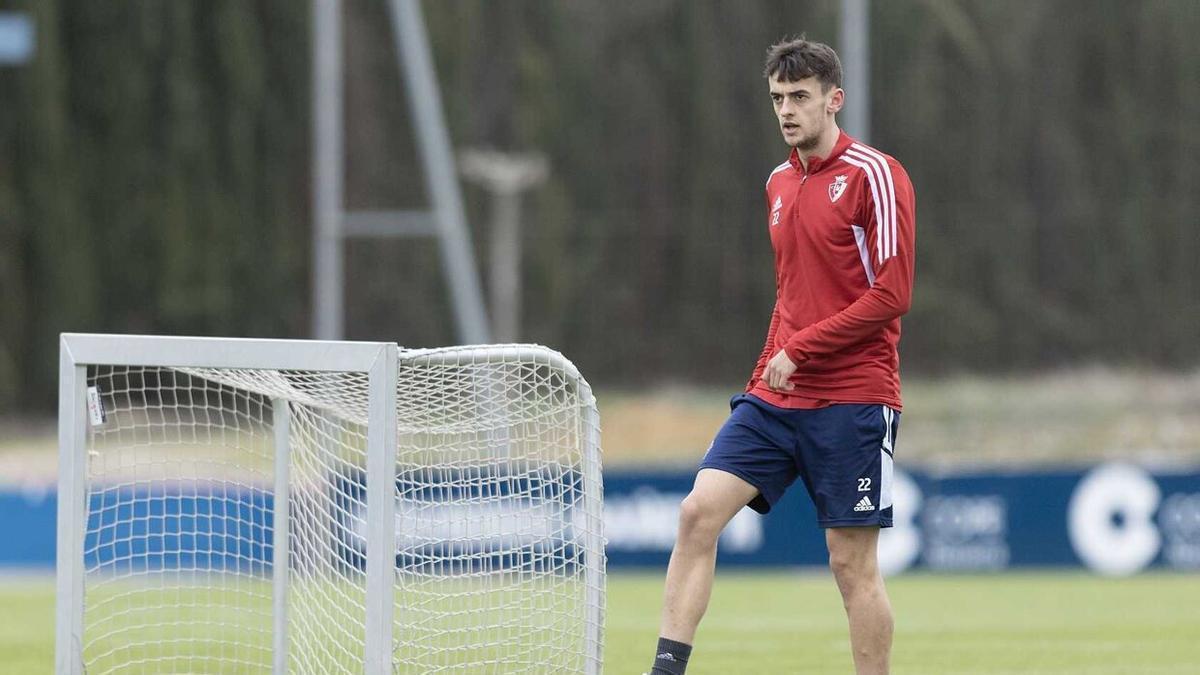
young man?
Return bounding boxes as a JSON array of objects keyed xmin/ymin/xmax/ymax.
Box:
[{"xmin": 647, "ymin": 37, "xmax": 915, "ymax": 675}]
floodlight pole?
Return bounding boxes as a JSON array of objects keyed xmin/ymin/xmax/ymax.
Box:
[
  {"xmin": 388, "ymin": 0, "xmax": 491, "ymax": 344},
  {"xmin": 311, "ymin": 0, "xmax": 491, "ymax": 343},
  {"xmin": 312, "ymin": 0, "xmax": 344, "ymax": 340},
  {"xmin": 839, "ymin": 0, "xmax": 870, "ymax": 143},
  {"xmin": 459, "ymin": 150, "xmax": 548, "ymax": 343}
]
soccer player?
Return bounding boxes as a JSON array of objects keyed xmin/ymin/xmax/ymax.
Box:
[{"xmin": 647, "ymin": 37, "xmax": 915, "ymax": 675}]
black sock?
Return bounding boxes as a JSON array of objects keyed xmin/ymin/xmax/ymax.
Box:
[{"xmin": 650, "ymin": 636, "xmax": 692, "ymax": 675}]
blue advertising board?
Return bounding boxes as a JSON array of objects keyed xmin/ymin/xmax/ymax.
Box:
[
  {"xmin": 603, "ymin": 463, "xmax": 1200, "ymax": 574},
  {"xmin": 2, "ymin": 463, "xmax": 1198, "ymax": 575}
]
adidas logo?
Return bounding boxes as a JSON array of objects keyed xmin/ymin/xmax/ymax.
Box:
[
  {"xmin": 854, "ymin": 496, "xmax": 875, "ymax": 512},
  {"xmin": 772, "ymin": 195, "xmax": 783, "ymax": 211}
]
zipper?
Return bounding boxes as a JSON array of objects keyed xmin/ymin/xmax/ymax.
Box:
[{"xmin": 794, "ymin": 172, "xmax": 808, "ymax": 208}]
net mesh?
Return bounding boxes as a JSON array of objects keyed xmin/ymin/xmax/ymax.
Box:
[{"xmin": 80, "ymin": 345, "xmax": 604, "ymax": 674}]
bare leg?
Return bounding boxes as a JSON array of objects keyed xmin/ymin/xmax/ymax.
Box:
[
  {"xmin": 827, "ymin": 527, "xmax": 893, "ymax": 675},
  {"xmin": 658, "ymin": 468, "xmax": 760, "ymax": 643}
]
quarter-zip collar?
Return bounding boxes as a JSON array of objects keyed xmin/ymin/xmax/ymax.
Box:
[{"xmin": 788, "ymin": 129, "xmax": 855, "ymax": 175}]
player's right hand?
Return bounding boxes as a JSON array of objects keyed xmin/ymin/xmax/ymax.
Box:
[{"xmin": 761, "ymin": 349, "xmax": 797, "ymax": 391}]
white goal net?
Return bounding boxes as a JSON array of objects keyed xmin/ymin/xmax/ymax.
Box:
[{"xmin": 57, "ymin": 335, "xmax": 604, "ymax": 674}]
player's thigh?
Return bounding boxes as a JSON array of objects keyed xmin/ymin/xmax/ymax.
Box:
[
  {"xmin": 699, "ymin": 394, "xmax": 800, "ymax": 514},
  {"xmin": 683, "ymin": 467, "xmax": 762, "ymax": 527}
]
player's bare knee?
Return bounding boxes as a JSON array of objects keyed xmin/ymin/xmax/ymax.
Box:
[
  {"xmin": 828, "ymin": 548, "xmax": 872, "ymax": 597},
  {"xmin": 827, "ymin": 553, "xmax": 856, "ymax": 591},
  {"xmin": 676, "ymin": 494, "xmax": 722, "ymax": 547}
]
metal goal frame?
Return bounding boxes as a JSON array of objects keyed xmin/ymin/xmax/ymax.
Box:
[{"xmin": 55, "ymin": 332, "xmax": 604, "ymax": 674}]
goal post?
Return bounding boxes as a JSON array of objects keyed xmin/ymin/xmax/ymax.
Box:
[{"xmin": 55, "ymin": 333, "xmax": 605, "ymax": 674}]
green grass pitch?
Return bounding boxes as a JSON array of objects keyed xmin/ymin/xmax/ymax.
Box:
[
  {"xmin": 4, "ymin": 571, "xmax": 1197, "ymax": 673},
  {"xmin": 607, "ymin": 572, "xmax": 1199, "ymax": 674}
]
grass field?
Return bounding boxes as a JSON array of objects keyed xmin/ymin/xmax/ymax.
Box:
[
  {"xmin": 5, "ymin": 571, "xmax": 1197, "ymax": 674},
  {"xmin": 607, "ymin": 572, "xmax": 1200, "ymax": 674}
]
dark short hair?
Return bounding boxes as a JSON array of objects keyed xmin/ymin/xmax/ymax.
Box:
[{"xmin": 763, "ymin": 36, "xmax": 842, "ymax": 90}]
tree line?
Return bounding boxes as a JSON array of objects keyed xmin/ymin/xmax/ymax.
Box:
[{"xmin": 2, "ymin": 0, "xmax": 1197, "ymax": 410}]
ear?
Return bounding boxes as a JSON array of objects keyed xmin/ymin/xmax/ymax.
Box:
[{"xmin": 827, "ymin": 87, "xmax": 845, "ymax": 115}]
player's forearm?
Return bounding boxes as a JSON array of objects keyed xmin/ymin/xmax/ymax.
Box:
[{"xmin": 782, "ymin": 280, "xmax": 910, "ymax": 364}]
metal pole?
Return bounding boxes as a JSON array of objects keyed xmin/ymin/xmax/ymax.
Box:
[
  {"xmin": 839, "ymin": 0, "xmax": 870, "ymax": 143},
  {"xmin": 55, "ymin": 339, "xmax": 87, "ymax": 675},
  {"xmin": 364, "ymin": 344, "xmax": 399, "ymax": 674},
  {"xmin": 459, "ymin": 150, "xmax": 548, "ymax": 343},
  {"xmin": 389, "ymin": 0, "xmax": 491, "ymax": 344},
  {"xmin": 491, "ymin": 190, "xmax": 520, "ymax": 342},
  {"xmin": 271, "ymin": 399, "xmax": 292, "ymax": 674},
  {"xmin": 580, "ymin": 387, "xmax": 605, "ymax": 675},
  {"xmin": 313, "ymin": 0, "xmax": 344, "ymax": 340}
]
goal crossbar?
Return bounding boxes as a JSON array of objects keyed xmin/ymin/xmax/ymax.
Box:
[{"xmin": 59, "ymin": 333, "xmax": 391, "ymax": 372}]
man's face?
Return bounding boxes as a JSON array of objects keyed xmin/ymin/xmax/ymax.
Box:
[{"xmin": 768, "ymin": 75, "xmax": 841, "ymax": 151}]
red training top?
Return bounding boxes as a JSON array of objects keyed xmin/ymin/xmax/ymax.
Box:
[{"xmin": 747, "ymin": 130, "xmax": 916, "ymax": 411}]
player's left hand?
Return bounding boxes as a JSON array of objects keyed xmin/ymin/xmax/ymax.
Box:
[{"xmin": 762, "ymin": 349, "xmax": 797, "ymax": 391}]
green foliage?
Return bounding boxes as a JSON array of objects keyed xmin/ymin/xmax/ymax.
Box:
[
  {"xmin": 0, "ymin": 0, "xmax": 310, "ymax": 409},
  {"xmin": 2, "ymin": 1, "xmax": 1199, "ymax": 410}
]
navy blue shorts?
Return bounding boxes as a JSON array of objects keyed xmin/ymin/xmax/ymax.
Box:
[{"xmin": 698, "ymin": 393, "xmax": 899, "ymax": 528}]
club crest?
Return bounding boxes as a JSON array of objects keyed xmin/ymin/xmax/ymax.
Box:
[{"xmin": 828, "ymin": 175, "xmax": 848, "ymax": 203}]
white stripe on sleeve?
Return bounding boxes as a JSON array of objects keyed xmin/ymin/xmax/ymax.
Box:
[
  {"xmin": 844, "ymin": 147, "xmax": 893, "ymax": 262},
  {"xmin": 841, "ymin": 154, "xmax": 887, "ymax": 264},
  {"xmin": 851, "ymin": 225, "xmax": 876, "ymax": 286},
  {"xmin": 848, "ymin": 144, "xmax": 898, "ymax": 260}
]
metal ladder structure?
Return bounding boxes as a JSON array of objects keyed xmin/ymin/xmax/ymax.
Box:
[{"xmin": 311, "ymin": 0, "xmax": 490, "ymax": 344}]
